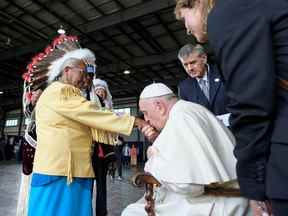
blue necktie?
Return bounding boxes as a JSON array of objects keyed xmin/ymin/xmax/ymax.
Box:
[{"xmin": 199, "ymin": 79, "xmax": 209, "ymax": 100}]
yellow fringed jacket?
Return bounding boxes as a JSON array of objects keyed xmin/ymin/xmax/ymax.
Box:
[{"xmin": 33, "ymin": 81, "xmax": 134, "ymax": 182}]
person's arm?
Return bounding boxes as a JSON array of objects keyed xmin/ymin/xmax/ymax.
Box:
[
  {"xmin": 48, "ymin": 87, "xmax": 135, "ymax": 136},
  {"xmin": 212, "ymin": 8, "xmax": 275, "ymax": 201}
]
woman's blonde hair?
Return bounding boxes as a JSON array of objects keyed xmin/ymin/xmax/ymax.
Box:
[
  {"xmin": 175, "ymin": 0, "xmax": 195, "ymax": 20},
  {"xmin": 175, "ymin": 0, "xmax": 215, "ymax": 20}
]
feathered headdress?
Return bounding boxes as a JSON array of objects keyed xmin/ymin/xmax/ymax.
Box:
[{"xmin": 22, "ymin": 34, "xmax": 96, "ymax": 118}]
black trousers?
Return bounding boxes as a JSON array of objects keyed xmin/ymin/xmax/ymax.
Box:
[
  {"xmin": 271, "ymin": 199, "xmax": 288, "ymax": 216},
  {"xmin": 95, "ymin": 159, "xmax": 107, "ymax": 216},
  {"xmin": 92, "ymin": 145, "xmax": 108, "ymax": 216},
  {"xmin": 114, "ymin": 145, "xmax": 123, "ymax": 177},
  {"xmin": 92, "ymin": 143, "xmax": 116, "ymax": 216}
]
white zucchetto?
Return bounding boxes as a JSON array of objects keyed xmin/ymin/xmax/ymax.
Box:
[{"xmin": 140, "ymin": 83, "xmax": 173, "ymax": 99}]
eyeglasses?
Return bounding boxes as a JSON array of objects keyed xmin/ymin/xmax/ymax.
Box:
[
  {"xmin": 70, "ymin": 67, "xmax": 85, "ymax": 73},
  {"xmin": 71, "ymin": 64, "xmax": 96, "ymax": 74}
]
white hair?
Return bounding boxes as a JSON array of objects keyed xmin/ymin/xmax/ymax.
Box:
[{"xmin": 48, "ymin": 48, "xmax": 95, "ymax": 83}]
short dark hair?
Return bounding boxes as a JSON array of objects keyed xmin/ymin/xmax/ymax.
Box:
[{"xmin": 178, "ymin": 44, "xmax": 206, "ymax": 61}]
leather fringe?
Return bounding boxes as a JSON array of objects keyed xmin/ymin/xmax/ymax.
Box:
[
  {"xmin": 91, "ymin": 129, "xmax": 118, "ymax": 145},
  {"xmin": 60, "ymin": 86, "xmax": 81, "ymax": 101}
]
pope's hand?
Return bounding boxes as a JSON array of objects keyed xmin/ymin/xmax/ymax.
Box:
[{"xmin": 141, "ymin": 124, "xmax": 159, "ymax": 143}]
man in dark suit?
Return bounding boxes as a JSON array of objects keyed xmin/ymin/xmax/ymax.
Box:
[
  {"xmin": 208, "ymin": 0, "xmax": 288, "ymax": 216},
  {"xmin": 207, "ymin": 0, "xmax": 288, "ymax": 214},
  {"xmin": 175, "ymin": 0, "xmax": 288, "ymax": 214},
  {"xmin": 178, "ymin": 44, "xmax": 229, "ymax": 117}
]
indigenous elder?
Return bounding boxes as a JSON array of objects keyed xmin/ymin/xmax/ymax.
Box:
[
  {"xmin": 26, "ymin": 34, "xmax": 148, "ymax": 216},
  {"xmin": 122, "ymin": 83, "xmax": 250, "ymax": 216},
  {"xmin": 175, "ymin": 0, "xmax": 288, "ymax": 214}
]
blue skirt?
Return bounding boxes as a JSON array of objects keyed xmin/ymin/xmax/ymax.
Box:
[{"xmin": 28, "ymin": 174, "xmax": 93, "ymax": 216}]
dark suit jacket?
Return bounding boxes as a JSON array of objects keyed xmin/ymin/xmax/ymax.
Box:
[
  {"xmin": 208, "ymin": 0, "xmax": 288, "ymax": 200},
  {"xmin": 178, "ymin": 64, "xmax": 228, "ymax": 115}
]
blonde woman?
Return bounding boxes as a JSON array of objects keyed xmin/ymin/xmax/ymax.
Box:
[{"xmin": 175, "ymin": 0, "xmax": 288, "ymax": 215}]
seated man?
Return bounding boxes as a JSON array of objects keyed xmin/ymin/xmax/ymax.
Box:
[{"xmin": 122, "ymin": 83, "xmax": 250, "ymax": 216}]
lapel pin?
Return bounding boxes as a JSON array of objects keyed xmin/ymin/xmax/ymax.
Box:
[{"xmin": 214, "ymin": 78, "xmax": 220, "ymax": 82}]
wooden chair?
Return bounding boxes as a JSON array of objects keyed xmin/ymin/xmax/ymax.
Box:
[
  {"xmin": 132, "ymin": 172, "xmax": 241, "ymax": 216},
  {"xmin": 132, "ymin": 172, "xmax": 161, "ymax": 216}
]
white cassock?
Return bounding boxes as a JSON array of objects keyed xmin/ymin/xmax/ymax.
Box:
[{"xmin": 122, "ymin": 100, "xmax": 251, "ymax": 216}]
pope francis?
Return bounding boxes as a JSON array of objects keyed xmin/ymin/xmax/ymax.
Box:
[{"xmin": 122, "ymin": 83, "xmax": 251, "ymax": 216}]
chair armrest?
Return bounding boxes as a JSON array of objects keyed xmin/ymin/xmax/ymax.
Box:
[
  {"xmin": 132, "ymin": 172, "xmax": 161, "ymax": 187},
  {"xmin": 131, "ymin": 172, "xmax": 161, "ymax": 216},
  {"xmin": 204, "ymin": 184, "xmax": 241, "ymax": 197}
]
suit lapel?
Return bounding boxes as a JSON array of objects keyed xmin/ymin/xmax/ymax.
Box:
[{"xmin": 209, "ymin": 65, "xmax": 221, "ymax": 105}]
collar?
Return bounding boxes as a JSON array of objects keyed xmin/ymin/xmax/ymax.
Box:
[{"xmin": 196, "ymin": 64, "xmax": 210, "ymax": 83}]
